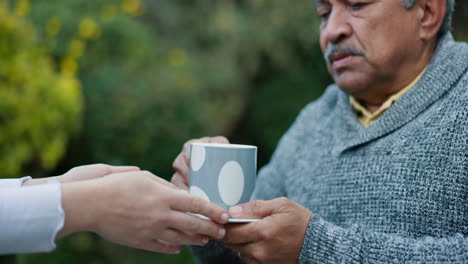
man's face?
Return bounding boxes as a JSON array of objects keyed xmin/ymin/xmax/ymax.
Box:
[{"xmin": 317, "ymin": 0, "xmax": 423, "ymax": 97}]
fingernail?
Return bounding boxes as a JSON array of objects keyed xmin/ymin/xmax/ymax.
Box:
[
  {"xmin": 218, "ymin": 228, "xmax": 226, "ymax": 239},
  {"xmin": 220, "ymin": 213, "xmax": 229, "ymax": 223},
  {"xmin": 201, "ymin": 237, "xmax": 209, "ymax": 245},
  {"xmin": 230, "ymin": 206, "xmax": 242, "ymax": 216}
]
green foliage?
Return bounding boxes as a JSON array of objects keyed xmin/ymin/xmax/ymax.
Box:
[
  {"xmin": 24, "ymin": 0, "xmax": 251, "ymax": 177},
  {"xmin": 453, "ymin": 1, "xmax": 468, "ymax": 41},
  {"xmin": 24, "ymin": 0, "xmax": 325, "ymax": 179},
  {"xmin": 0, "ymin": 2, "xmax": 82, "ymax": 178}
]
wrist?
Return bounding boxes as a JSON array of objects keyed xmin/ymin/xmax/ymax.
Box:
[
  {"xmin": 298, "ymin": 215, "xmax": 349, "ymax": 264},
  {"xmin": 57, "ymin": 180, "xmax": 100, "ymax": 238}
]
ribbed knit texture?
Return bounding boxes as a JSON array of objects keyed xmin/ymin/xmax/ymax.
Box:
[{"xmin": 192, "ymin": 33, "xmax": 468, "ymax": 264}]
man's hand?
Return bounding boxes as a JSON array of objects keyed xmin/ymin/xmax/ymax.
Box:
[
  {"xmin": 221, "ymin": 198, "xmax": 313, "ymax": 264},
  {"xmin": 59, "ymin": 170, "xmax": 229, "ymax": 254},
  {"xmin": 23, "ymin": 164, "xmax": 140, "ymax": 185},
  {"xmin": 171, "ymin": 136, "xmax": 229, "ymax": 190}
]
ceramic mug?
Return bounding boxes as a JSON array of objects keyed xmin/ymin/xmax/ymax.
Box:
[{"xmin": 189, "ymin": 143, "xmax": 257, "ymax": 219}]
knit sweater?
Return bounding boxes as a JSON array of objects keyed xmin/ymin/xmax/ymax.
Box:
[{"xmin": 192, "ymin": 33, "xmax": 468, "ymax": 263}]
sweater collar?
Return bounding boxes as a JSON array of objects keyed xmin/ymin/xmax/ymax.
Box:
[
  {"xmin": 349, "ymin": 65, "xmax": 427, "ymax": 128},
  {"xmin": 335, "ymin": 33, "xmax": 468, "ymax": 154}
]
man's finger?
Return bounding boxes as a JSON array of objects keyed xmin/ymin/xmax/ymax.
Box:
[
  {"xmin": 171, "ymin": 194, "xmax": 229, "ymax": 224},
  {"xmin": 222, "ymin": 221, "xmax": 263, "ymax": 244},
  {"xmin": 183, "ymin": 140, "xmax": 193, "ymax": 163},
  {"xmin": 173, "ymin": 152, "xmax": 189, "ymax": 173},
  {"xmin": 183, "ymin": 138, "xmax": 209, "ymax": 162},
  {"xmin": 229, "ymin": 199, "xmax": 279, "ymax": 219},
  {"xmin": 171, "ymin": 173, "xmax": 189, "ymax": 190},
  {"xmin": 172, "ymin": 153, "xmax": 190, "ymax": 182}
]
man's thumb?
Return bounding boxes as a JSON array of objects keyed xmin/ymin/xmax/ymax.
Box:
[{"xmin": 229, "ymin": 200, "xmax": 276, "ymax": 219}]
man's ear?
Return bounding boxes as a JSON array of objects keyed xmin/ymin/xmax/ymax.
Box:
[{"xmin": 418, "ymin": 0, "xmax": 446, "ymax": 40}]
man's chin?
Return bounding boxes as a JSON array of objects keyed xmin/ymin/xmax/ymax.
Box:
[
  {"xmin": 333, "ymin": 73, "xmax": 371, "ymax": 96},
  {"xmin": 335, "ymin": 81, "xmax": 370, "ymax": 96}
]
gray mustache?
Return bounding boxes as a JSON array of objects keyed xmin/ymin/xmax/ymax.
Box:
[{"xmin": 324, "ymin": 43, "xmax": 362, "ymax": 63}]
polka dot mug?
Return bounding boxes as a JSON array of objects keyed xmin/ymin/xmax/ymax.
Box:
[{"xmin": 189, "ymin": 143, "xmax": 257, "ymax": 217}]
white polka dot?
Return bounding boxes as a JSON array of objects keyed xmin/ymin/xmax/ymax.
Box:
[
  {"xmin": 218, "ymin": 161, "xmax": 244, "ymax": 206},
  {"xmin": 190, "ymin": 145, "xmax": 206, "ymax": 171},
  {"xmin": 189, "ymin": 186, "xmax": 210, "ymax": 201}
]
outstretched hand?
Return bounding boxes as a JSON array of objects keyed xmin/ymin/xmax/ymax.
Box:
[
  {"xmin": 59, "ymin": 170, "xmax": 229, "ymax": 254},
  {"xmin": 221, "ymin": 198, "xmax": 313, "ymax": 264}
]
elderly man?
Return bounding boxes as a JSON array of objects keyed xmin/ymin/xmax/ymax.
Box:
[{"xmin": 171, "ymin": 0, "xmax": 467, "ymax": 263}]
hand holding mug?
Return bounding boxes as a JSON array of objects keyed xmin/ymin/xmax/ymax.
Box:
[{"xmin": 222, "ymin": 198, "xmax": 313, "ymax": 264}]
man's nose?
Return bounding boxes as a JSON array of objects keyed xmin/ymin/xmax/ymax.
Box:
[{"xmin": 322, "ymin": 9, "xmax": 352, "ymax": 44}]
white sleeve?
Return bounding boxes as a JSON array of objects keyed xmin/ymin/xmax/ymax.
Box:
[
  {"xmin": 0, "ymin": 181, "xmax": 65, "ymax": 254},
  {"xmin": 0, "ymin": 177, "xmax": 32, "ymax": 189}
]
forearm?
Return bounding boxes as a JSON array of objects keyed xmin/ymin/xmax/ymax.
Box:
[{"xmin": 299, "ymin": 216, "xmax": 468, "ymax": 264}]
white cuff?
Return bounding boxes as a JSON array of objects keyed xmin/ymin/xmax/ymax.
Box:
[
  {"xmin": 0, "ymin": 181, "xmax": 64, "ymax": 254},
  {"xmin": 0, "ymin": 177, "xmax": 32, "ymax": 189}
]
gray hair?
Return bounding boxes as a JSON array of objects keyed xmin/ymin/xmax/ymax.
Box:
[
  {"xmin": 314, "ymin": 0, "xmax": 456, "ymax": 37},
  {"xmin": 401, "ymin": 0, "xmax": 455, "ymax": 37}
]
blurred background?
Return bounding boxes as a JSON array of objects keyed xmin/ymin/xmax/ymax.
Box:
[{"xmin": 0, "ymin": 0, "xmax": 467, "ymax": 263}]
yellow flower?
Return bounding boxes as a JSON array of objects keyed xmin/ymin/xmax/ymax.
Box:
[
  {"xmin": 101, "ymin": 4, "xmax": 118, "ymax": 22},
  {"xmin": 79, "ymin": 18, "xmax": 101, "ymax": 40},
  {"xmin": 14, "ymin": 0, "xmax": 29, "ymax": 17},
  {"xmin": 46, "ymin": 17, "xmax": 62, "ymax": 37},
  {"xmin": 61, "ymin": 57, "xmax": 78, "ymax": 76},
  {"xmin": 68, "ymin": 39, "xmax": 85, "ymax": 59},
  {"xmin": 168, "ymin": 48, "xmax": 187, "ymax": 68},
  {"xmin": 57, "ymin": 74, "xmax": 81, "ymax": 101},
  {"xmin": 121, "ymin": 0, "xmax": 142, "ymax": 16}
]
